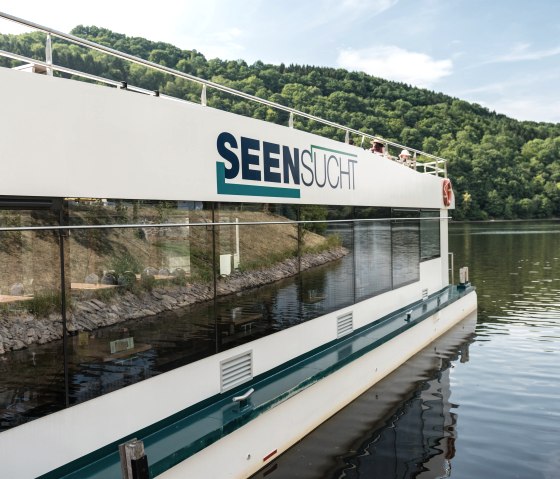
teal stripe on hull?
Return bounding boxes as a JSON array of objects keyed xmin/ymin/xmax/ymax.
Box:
[{"xmin": 216, "ymin": 163, "xmax": 301, "ymax": 198}]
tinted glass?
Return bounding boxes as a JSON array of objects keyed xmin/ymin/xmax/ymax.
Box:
[
  {"xmin": 392, "ymin": 210, "xmax": 420, "ymax": 287},
  {"xmin": 300, "ymin": 205, "xmax": 354, "ymax": 319},
  {"xmin": 420, "ymin": 210, "xmax": 441, "ymax": 261},
  {"xmin": 0, "ymin": 207, "xmax": 65, "ymax": 431}
]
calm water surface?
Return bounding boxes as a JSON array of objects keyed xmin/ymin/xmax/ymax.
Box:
[{"xmin": 255, "ymin": 221, "xmax": 560, "ymax": 479}]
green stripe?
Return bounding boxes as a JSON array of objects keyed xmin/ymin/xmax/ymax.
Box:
[
  {"xmin": 310, "ymin": 145, "xmax": 358, "ymax": 157},
  {"xmin": 216, "ymin": 163, "xmax": 301, "ymax": 198}
]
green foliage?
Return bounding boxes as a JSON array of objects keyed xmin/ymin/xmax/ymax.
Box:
[
  {"xmin": 109, "ymin": 251, "xmax": 142, "ymax": 275},
  {"xmin": 300, "ymin": 205, "xmax": 328, "ymax": 235},
  {"xmin": 2, "ymin": 28, "xmax": 560, "ymax": 220},
  {"xmin": 155, "ymin": 201, "xmax": 175, "ymax": 223},
  {"xmin": 189, "ymin": 244, "xmax": 214, "ymax": 283},
  {"xmin": 171, "ymin": 268, "xmax": 188, "ymax": 286},
  {"xmin": 140, "ymin": 272, "xmax": 156, "ymax": 291},
  {"xmin": 25, "ymin": 291, "xmax": 61, "ymax": 317}
]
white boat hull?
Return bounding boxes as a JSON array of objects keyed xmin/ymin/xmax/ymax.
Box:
[{"xmin": 160, "ymin": 289, "xmax": 477, "ymax": 479}]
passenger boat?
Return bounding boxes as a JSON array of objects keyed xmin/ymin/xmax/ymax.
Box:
[{"xmin": 0, "ymin": 12, "xmax": 477, "ymax": 479}]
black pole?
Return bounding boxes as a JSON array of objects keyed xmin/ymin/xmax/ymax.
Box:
[
  {"xmin": 212, "ymin": 203, "xmax": 220, "ymax": 353},
  {"xmin": 296, "ymin": 206, "xmax": 303, "ymax": 318},
  {"xmin": 351, "ymin": 207, "xmax": 356, "ymax": 305},
  {"xmin": 57, "ymin": 199, "xmax": 69, "ymax": 408}
]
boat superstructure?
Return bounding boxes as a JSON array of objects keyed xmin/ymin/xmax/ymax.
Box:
[{"xmin": 0, "ymin": 12, "xmax": 476, "ymax": 479}]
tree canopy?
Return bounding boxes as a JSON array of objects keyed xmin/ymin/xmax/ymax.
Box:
[{"xmin": 1, "ymin": 27, "xmax": 559, "ymax": 220}]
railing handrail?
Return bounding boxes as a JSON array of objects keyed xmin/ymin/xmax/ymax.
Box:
[
  {"xmin": 0, "ymin": 49, "xmax": 198, "ymax": 105},
  {"xmin": 0, "ymin": 216, "xmax": 448, "ymax": 233},
  {"xmin": 0, "ymin": 11, "xmax": 448, "ymax": 175}
]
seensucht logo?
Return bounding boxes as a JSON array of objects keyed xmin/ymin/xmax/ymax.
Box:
[{"xmin": 216, "ymin": 131, "xmax": 358, "ymax": 198}]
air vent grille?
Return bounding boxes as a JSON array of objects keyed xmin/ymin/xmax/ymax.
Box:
[
  {"xmin": 337, "ymin": 312, "xmax": 353, "ymax": 338},
  {"xmin": 220, "ymin": 351, "xmax": 253, "ymax": 393}
]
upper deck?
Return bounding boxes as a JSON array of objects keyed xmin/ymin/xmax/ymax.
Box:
[{"xmin": 0, "ymin": 12, "xmax": 452, "ymax": 210}]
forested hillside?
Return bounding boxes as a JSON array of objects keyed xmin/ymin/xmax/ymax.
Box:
[{"xmin": 1, "ymin": 27, "xmax": 559, "ymax": 220}]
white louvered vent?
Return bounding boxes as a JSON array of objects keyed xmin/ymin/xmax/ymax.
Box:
[
  {"xmin": 337, "ymin": 312, "xmax": 353, "ymax": 338},
  {"xmin": 220, "ymin": 351, "xmax": 253, "ymax": 393}
]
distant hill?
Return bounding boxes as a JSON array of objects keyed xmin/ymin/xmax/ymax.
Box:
[{"xmin": 1, "ymin": 27, "xmax": 559, "ymax": 220}]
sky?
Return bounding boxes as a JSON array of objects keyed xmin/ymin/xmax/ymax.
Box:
[{"xmin": 1, "ymin": 0, "xmax": 560, "ymax": 124}]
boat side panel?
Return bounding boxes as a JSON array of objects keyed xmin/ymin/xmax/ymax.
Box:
[
  {"xmin": 158, "ymin": 290, "xmax": 477, "ymax": 479},
  {"xmin": 0, "ymin": 68, "xmax": 445, "ymax": 208}
]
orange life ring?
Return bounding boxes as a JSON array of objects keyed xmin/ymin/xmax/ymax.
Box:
[{"xmin": 442, "ymin": 178, "xmax": 453, "ymax": 207}]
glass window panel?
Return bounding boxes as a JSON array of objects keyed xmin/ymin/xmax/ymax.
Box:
[
  {"xmin": 300, "ymin": 205, "xmax": 354, "ymax": 320},
  {"xmin": 0, "ymin": 208, "xmax": 65, "ymax": 431},
  {"xmin": 420, "ymin": 210, "xmax": 441, "ymax": 261},
  {"xmin": 67, "ymin": 298, "xmax": 216, "ymax": 405},
  {"xmin": 215, "ymin": 203, "xmax": 299, "ymax": 350},
  {"xmin": 66, "ymin": 202, "xmax": 216, "ymax": 406},
  {"xmin": 68, "ymin": 199, "xmax": 213, "ymax": 296},
  {"xmin": 392, "ymin": 210, "xmax": 420, "ymax": 288},
  {"xmin": 355, "ymin": 220, "xmax": 392, "ymax": 301}
]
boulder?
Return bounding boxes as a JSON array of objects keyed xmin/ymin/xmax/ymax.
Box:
[
  {"xmin": 100, "ymin": 273, "xmax": 117, "ymax": 285},
  {"xmin": 9, "ymin": 283, "xmax": 24, "ymax": 296},
  {"xmin": 84, "ymin": 273, "xmax": 99, "ymax": 284}
]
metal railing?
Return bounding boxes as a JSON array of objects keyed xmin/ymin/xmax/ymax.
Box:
[
  {"xmin": 0, "ymin": 215, "xmax": 445, "ymax": 233},
  {"xmin": 0, "ymin": 11, "xmax": 448, "ymax": 176}
]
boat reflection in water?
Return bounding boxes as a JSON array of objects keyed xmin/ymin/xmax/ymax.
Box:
[{"xmin": 253, "ymin": 312, "xmax": 476, "ymax": 479}]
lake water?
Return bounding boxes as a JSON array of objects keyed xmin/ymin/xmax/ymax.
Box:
[{"xmin": 252, "ymin": 221, "xmax": 560, "ymax": 479}]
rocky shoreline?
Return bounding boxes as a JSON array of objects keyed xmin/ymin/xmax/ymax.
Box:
[{"xmin": 0, "ymin": 247, "xmax": 348, "ymax": 354}]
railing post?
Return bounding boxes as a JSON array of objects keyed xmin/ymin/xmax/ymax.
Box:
[
  {"xmin": 448, "ymin": 252, "xmax": 454, "ymax": 285},
  {"xmin": 45, "ymin": 33, "xmax": 53, "ymax": 76},
  {"xmin": 119, "ymin": 439, "xmax": 149, "ymax": 479},
  {"xmin": 289, "ymin": 112, "xmax": 294, "ymax": 128},
  {"xmin": 345, "ymin": 130, "xmax": 349, "ymax": 144},
  {"xmin": 201, "ymin": 84, "xmax": 207, "ymax": 106}
]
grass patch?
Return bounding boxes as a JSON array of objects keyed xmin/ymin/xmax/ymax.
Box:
[
  {"xmin": 237, "ymin": 248, "xmax": 299, "ymax": 272},
  {"xmin": 24, "ymin": 291, "xmax": 62, "ymax": 317},
  {"xmin": 301, "ymin": 234, "xmax": 342, "ymax": 254}
]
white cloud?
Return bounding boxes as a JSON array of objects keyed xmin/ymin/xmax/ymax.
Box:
[
  {"xmin": 301, "ymin": 0, "xmax": 398, "ymax": 30},
  {"xmin": 483, "ymin": 97, "xmax": 560, "ymax": 123},
  {"xmin": 484, "ymin": 42, "xmax": 560, "ymax": 64},
  {"xmin": 0, "ymin": 0, "xmax": 193, "ymax": 41},
  {"xmin": 337, "ymin": 45, "xmax": 452, "ymax": 88},
  {"xmin": 339, "ymin": 0, "xmax": 398, "ymax": 12},
  {"xmin": 192, "ymin": 27, "xmax": 247, "ymax": 60},
  {"xmin": 0, "ymin": 1, "xmax": 251, "ymax": 59},
  {"xmin": 454, "ymin": 70, "xmax": 560, "ymax": 123}
]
